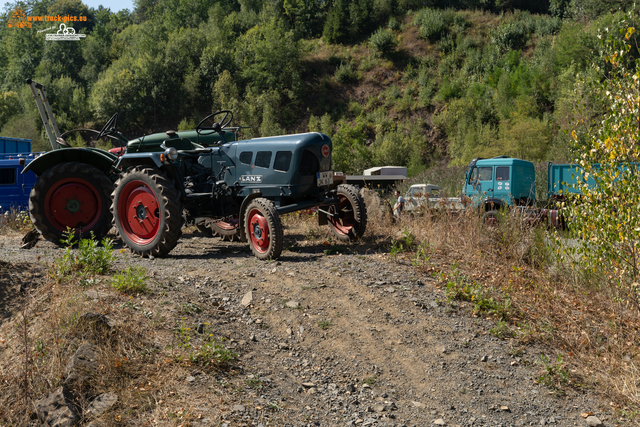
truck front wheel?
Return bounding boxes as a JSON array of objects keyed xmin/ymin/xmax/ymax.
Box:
[
  {"xmin": 244, "ymin": 198, "xmax": 283, "ymax": 260},
  {"xmin": 328, "ymin": 184, "xmax": 368, "ymax": 242},
  {"xmin": 112, "ymin": 167, "xmax": 183, "ymax": 257},
  {"xmin": 29, "ymin": 162, "xmax": 114, "ymax": 244}
]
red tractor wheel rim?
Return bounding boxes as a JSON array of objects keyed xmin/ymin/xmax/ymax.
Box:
[
  {"xmin": 248, "ymin": 208, "xmax": 270, "ymax": 253},
  {"xmin": 215, "ymin": 217, "xmax": 239, "ymax": 230},
  {"xmin": 328, "ymin": 194, "xmax": 354, "ymax": 235},
  {"xmin": 118, "ymin": 180, "xmax": 161, "ymax": 245},
  {"xmin": 44, "ymin": 177, "xmax": 101, "ymax": 233}
]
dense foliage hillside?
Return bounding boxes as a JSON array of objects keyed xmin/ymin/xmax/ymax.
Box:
[{"xmin": 0, "ymin": 0, "xmax": 633, "ymax": 174}]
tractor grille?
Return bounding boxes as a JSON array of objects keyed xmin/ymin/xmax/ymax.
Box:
[{"xmin": 299, "ymin": 149, "xmax": 319, "ymax": 176}]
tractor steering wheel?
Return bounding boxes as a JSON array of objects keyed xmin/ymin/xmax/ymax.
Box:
[
  {"xmin": 196, "ymin": 110, "xmax": 233, "ymax": 136},
  {"xmin": 97, "ymin": 113, "xmax": 118, "ymax": 140}
]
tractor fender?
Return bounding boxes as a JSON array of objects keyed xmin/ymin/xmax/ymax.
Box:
[
  {"xmin": 23, "ymin": 147, "xmax": 118, "ymax": 177},
  {"xmin": 238, "ymin": 192, "xmax": 263, "ymax": 242},
  {"xmin": 116, "ymin": 153, "xmax": 164, "ymax": 171}
]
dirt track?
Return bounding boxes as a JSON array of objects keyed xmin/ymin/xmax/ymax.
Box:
[{"xmin": 0, "ymin": 225, "xmax": 617, "ymax": 427}]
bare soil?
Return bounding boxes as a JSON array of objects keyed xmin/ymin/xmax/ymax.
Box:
[{"xmin": 0, "ymin": 220, "xmax": 618, "ymax": 427}]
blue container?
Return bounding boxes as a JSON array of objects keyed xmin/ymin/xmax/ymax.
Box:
[{"xmin": 0, "ymin": 137, "xmax": 31, "ymax": 154}]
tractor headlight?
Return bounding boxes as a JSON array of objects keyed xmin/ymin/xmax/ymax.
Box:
[{"xmin": 165, "ymin": 147, "xmax": 178, "ymax": 161}]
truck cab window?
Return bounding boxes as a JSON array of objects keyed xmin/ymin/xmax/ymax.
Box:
[
  {"xmin": 469, "ymin": 167, "xmax": 479, "ymax": 183},
  {"xmin": 0, "ymin": 168, "xmax": 16, "ymax": 185},
  {"xmin": 496, "ymin": 166, "xmax": 510, "ymax": 181},
  {"xmin": 478, "ymin": 167, "xmax": 492, "ymax": 181}
]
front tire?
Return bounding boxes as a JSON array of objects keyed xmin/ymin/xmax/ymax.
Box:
[
  {"xmin": 111, "ymin": 167, "xmax": 183, "ymax": 257},
  {"xmin": 244, "ymin": 198, "xmax": 283, "ymax": 260},
  {"xmin": 328, "ymin": 184, "xmax": 367, "ymax": 242},
  {"xmin": 28, "ymin": 162, "xmax": 113, "ymax": 244}
]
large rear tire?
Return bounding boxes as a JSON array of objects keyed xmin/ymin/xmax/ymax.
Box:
[
  {"xmin": 328, "ymin": 184, "xmax": 367, "ymax": 242},
  {"xmin": 111, "ymin": 167, "xmax": 183, "ymax": 257},
  {"xmin": 28, "ymin": 162, "xmax": 114, "ymax": 244},
  {"xmin": 244, "ymin": 198, "xmax": 283, "ymax": 260}
]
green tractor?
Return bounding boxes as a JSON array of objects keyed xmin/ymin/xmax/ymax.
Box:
[{"xmin": 23, "ymin": 79, "xmax": 232, "ymax": 244}]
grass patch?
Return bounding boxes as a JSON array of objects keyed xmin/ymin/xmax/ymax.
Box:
[
  {"xmin": 111, "ymin": 266, "xmax": 148, "ymax": 293},
  {"xmin": 173, "ymin": 323, "xmax": 238, "ymax": 370},
  {"xmin": 536, "ymin": 354, "xmax": 570, "ymax": 394},
  {"xmin": 317, "ymin": 320, "xmax": 332, "ymax": 330}
]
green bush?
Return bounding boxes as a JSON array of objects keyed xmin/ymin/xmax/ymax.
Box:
[
  {"xmin": 414, "ymin": 8, "xmax": 446, "ymax": 41},
  {"xmin": 535, "ymin": 15, "xmax": 562, "ymax": 36},
  {"xmin": 54, "ymin": 231, "xmax": 115, "ymax": 279},
  {"xmin": 335, "ymin": 62, "xmax": 358, "ymax": 83},
  {"xmin": 369, "ymin": 28, "xmax": 398, "ymax": 55},
  {"xmin": 437, "ymin": 79, "xmax": 464, "ymax": 101},
  {"xmin": 388, "ymin": 16, "xmax": 400, "ymax": 31},
  {"xmin": 438, "ymin": 33, "xmax": 455, "ymax": 54},
  {"xmin": 490, "ymin": 22, "xmax": 529, "ymax": 53}
]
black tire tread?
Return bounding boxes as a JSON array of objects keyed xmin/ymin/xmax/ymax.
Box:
[
  {"xmin": 329, "ymin": 184, "xmax": 368, "ymax": 242},
  {"xmin": 111, "ymin": 166, "xmax": 183, "ymax": 258},
  {"xmin": 245, "ymin": 198, "xmax": 283, "ymax": 260},
  {"xmin": 29, "ymin": 162, "xmax": 114, "ymax": 244}
]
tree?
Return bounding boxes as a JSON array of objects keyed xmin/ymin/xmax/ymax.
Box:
[
  {"xmin": 565, "ymin": 7, "xmax": 640, "ymax": 312},
  {"xmin": 235, "ymin": 17, "xmax": 302, "ymax": 98},
  {"xmin": 0, "ymin": 91, "xmax": 22, "ymax": 130},
  {"xmin": 323, "ymin": 0, "xmax": 349, "ymax": 44}
]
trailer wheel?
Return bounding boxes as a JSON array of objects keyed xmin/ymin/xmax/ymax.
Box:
[
  {"xmin": 211, "ymin": 215, "xmax": 244, "ymax": 242},
  {"xmin": 112, "ymin": 166, "xmax": 183, "ymax": 258},
  {"xmin": 29, "ymin": 162, "xmax": 113, "ymax": 244},
  {"xmin": 328, "ymin": 184, "xmax": 368, "ymax": 242},
  {"xmin": 245, "ymin": 198, "xmax": 283, "ymax": 260}
]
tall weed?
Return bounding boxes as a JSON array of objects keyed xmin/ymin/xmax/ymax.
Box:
[{"xmin": 414, "ymin": 8, "xmax": 446, "ymax": 41}]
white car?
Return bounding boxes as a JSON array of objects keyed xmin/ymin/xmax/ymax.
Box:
[{"xmin": 404, "ymin": 184, "xmax": 464, "ymax": 212}]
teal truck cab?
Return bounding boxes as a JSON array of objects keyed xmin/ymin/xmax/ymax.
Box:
[
  {"xmin": 460, "ymin": 156, "xmax": 607, "ymax": 227},
  {"xmin": 463, "ymin": 156, "xmax": 535, "ymax": 210}
]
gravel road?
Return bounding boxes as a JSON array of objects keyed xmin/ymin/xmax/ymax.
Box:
[{"xmin": 0, "ymin": 227, "xmax": 617, "ymax": 427}]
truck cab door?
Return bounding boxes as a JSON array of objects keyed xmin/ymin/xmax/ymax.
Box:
[
  {"xmin": 465, "ymin": 167, "xmax": 480, "ymax": 197},
  {"xmin": 469, "ymin": 166, "xmax": 494, "ymax": 199},
  {"xmin": 465, "ymin": 166, "xmax": 492, "ymax": 205},
  {"xmin": 493, "ymin": 166, "xmax": 511, "ymax": 205}
]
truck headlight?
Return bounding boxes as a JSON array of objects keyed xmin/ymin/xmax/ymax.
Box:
[{"xmin": 165, "ymin": 147, "xmax": 178, "ymax": 161}]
